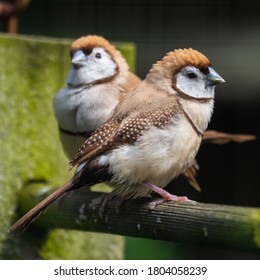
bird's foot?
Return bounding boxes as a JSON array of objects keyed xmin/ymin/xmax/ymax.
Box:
[
  {"xmin": 90, "ymin": 192, "xmax": 127, "ymax": 217},
  {"xmin": 89, "ymin": 193, "xmax": 110, "ymax": 216},
  {"xmin": 143, "ymin": 182, "xmax": 195, "ymax": 209}
]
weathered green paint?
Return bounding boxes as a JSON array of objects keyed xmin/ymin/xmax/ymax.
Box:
[{"xmin": 0, "ymin": 33, "xmax": 136, "ymax": 259}]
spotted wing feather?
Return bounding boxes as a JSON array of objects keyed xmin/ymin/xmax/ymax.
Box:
[
  {"xmin": 70, "ymin": 120, "xmax": 120, "ymax": 167},
  {"xmin": 71, "ymin": 104, "xmax": 179, "ymax": 168}
]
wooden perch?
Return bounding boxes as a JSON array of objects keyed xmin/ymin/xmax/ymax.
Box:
[{"xmin": 17, "ymin": 183, "xmax": 260, "ymax": 254}]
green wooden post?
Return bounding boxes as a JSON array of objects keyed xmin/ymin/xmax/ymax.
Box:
[{"xmin": 0, "ymin": 33, "xmax": 137, "ymax": 259}]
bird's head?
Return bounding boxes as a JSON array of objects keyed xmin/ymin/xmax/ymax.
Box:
[
  {"xmin": 147, "ymin": 48, "xmax": 225, "ymax": 100},
  {"xmin": 66, "ymin": 35, "xmax": 128, "ymax": 87}
]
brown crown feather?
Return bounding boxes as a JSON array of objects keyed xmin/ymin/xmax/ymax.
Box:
[
  {"xmin": 149, "ymin": 48, "xmax": 212, "ymax": 78},
  {"xmin": 70, "ymin": 35, "xmax": 120, "ymax": 59}
]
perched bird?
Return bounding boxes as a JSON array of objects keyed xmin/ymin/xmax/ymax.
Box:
[
  {"xmin": 53, "ymin": 35, "xmax": 141, "ymax": 159},
  {"xmin": 9, "ymin": 48, "xmax": 225, "ymax": 233}
]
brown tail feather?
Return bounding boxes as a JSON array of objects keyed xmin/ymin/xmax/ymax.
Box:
[
  {"xmin": 8, "ymin": 177, "xmax": 77, "ymax": 234},
  {"xmin": 8, "ymin": 159, "xmax": 109, "ymax": 234},
  {"xmin": 203, "ymin": 130, "xmax": 256, "ymax": 145},
  {"xmin": 182, "ymin": 161, "xmax": 201, "ymax": 192}
]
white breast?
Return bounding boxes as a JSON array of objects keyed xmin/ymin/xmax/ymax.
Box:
[
  {"xmin": 53, "ymin": 84, "xmax": 120, "ymax": 133},
  {"xmin": 181, "ymin": 99, "xmax": 214, "ymax": 133}
]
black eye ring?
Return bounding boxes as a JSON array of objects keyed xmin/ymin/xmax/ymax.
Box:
[
  {"xmin": 95, "ymin": 53, "xmax": 101, "ymax": 59},
  {"xmin": 187, "ymin": 72, "xmax": 197, "ymax": 79}
]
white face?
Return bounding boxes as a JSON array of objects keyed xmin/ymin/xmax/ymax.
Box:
[
  {"xmin": 66, "ymin": 47, "xmax": 118, "ymax": 87},
  {"xmin": 176, "ymin": 66, "xmax": 216, "ymax": 99}
]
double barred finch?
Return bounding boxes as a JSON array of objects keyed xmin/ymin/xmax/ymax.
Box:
[{"xmin": 53, "ymin": 35, "xmax": 141, "ymax": 159}]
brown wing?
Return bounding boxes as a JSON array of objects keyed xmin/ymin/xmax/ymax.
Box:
[
  {"xmin": 70, "ymin": 103, "xmax": 179, "ymax": 168},
  {"xmin": 70, "ymin": 119, "xmax": 122, "ymax": 168}
]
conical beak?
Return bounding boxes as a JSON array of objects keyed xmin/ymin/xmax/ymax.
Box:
[
  {"xmin": 206, "ymin": 67, "xmax": 225, "ymax": 86},
  {"xmin": 71, "ymin": 50, "xmax": 87, "ymax": 68}
]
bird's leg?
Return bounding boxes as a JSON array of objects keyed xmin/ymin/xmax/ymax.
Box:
[{"xmin": 143, "ymin": 182, "xmax": 194, "ymax": 209}]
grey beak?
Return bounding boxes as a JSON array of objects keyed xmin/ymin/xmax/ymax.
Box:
[
  {"xmin": 206, "ymin": 67, "xmax": 225, "ymax": 86},
  {"xmin": 71, "ymin": 50, "xmax": 87, "ymax": 68}
]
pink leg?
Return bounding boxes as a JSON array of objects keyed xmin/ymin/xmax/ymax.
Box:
[{"xmin": 143, "ymin": 182, "xmax": 195, "ymax": 209}]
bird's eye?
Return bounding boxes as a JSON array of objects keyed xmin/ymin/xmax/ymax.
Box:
[
  {"xmin": 95, "ymin": 53, "xmax": 102, "ymax": 59},
  {"xmin": 187, "ymin": 72, "xmax": 197, "ymax": 79}
]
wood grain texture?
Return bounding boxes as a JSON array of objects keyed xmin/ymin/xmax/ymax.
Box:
[{"xmin": 19, "ymin": 185, "xmax": 260, "ymax": 254}]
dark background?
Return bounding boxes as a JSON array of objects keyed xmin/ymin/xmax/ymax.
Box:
[{"xmin": 6, "ymin": 0, "xmax": 260, "ymax": 259}]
